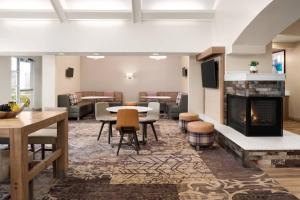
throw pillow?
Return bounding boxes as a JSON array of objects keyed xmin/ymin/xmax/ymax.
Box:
[
  {"xmin": 176, "ymin": 92, "xmax": 182, "ymax": 104},
  {"xmin": 69, "ymin": 94, "xmax": 79, "ymax": 106}
]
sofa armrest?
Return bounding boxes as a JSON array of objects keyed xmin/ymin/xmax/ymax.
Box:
[{"xmin": 58, "ymin": 95, "xmax": 71, "ymax": 108}]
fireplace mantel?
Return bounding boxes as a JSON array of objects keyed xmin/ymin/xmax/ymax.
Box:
[{"xmin": 225, "ymin": 71, "xmax": 285, "ymax": 81}]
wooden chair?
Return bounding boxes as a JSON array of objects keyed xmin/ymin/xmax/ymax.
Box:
[
  {"xmin": 139, "ymin": 102, "xmax": 160, "ymax": 143},
  {"xmin": 95, "ymin": 102, "xmax": 116, "ymax": 144},
  {"xmin": 116, "ymin": 109, "xmax": 140, "ymax": 155},
  {"xmin": 0, "ymin": 149, "xmax": 34, "ymax": 199}
]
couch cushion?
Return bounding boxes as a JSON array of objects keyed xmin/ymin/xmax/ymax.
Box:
[
  {"xmin": 104, "ymin": 92, "xmax": 115, "ymax": 102},
  {"xmin": 69, "ymin": 101, "xmax": 92, "ymax": 113}
]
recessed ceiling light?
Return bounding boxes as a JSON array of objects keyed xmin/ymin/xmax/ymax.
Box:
[
  {"xmin": 87, "ymin": 55, "xmax": 105, "ymax": 60},
  {"xmin": 149, "ymin": 53, "xmax": 167, "ymax": 60}
]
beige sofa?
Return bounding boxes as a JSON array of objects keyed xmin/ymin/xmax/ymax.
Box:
[{"xmin": 76, "ymin": 91, "xmax": 123, "ymax": 107}]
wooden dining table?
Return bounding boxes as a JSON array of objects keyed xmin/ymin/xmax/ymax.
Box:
[{"xmin": 0, "ymin": 111, "xmax": 68, "ymax": 200}]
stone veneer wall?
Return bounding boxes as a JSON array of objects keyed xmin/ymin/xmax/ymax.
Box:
[
  {"xmin": 215, "ymin": 130, "xmax": 300, "ymax": 168},
  {"xmin": 224, "ymin": 81, "xmax": 285, "ymax": 124}
]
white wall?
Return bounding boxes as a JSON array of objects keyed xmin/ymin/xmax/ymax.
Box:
[
  {"xmin": 226, "ymin": 43, "xmax": 273, "ymax": 72},
  {"xmin": 212, "ymin": 0, "xmax": 272, "ymax": 52},
  {"xmin": 285, "ymin": 42, "xmax": 300, "ymax": 120},
  {"xmin": 55, "ymin": 56, "xmax": 81, "ymax": 96},
  {"xmin": 80, "ymin": 56, "xmax": 185, "ymax": 101},
  {"xmin": 0, "ymin": 57, "xmax": 11, "ymax": 104},
  {"xmin": 0, "ymin": 21, "xmax": 212, "ymax": 54},
  {"xmin": 181, "ymin": 56, "xmax": 189, "ymax": 93},
  {"xmin": 188, "ymin": 56, "xmax": 204, "ymax": 114}
]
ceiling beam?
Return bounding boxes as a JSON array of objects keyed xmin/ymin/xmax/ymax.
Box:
[
  {"xmin": 50, "ymin": 0, "xmax": 67, "ymax": 23},
  {"xmin": 66, "ymin": 11, "xmax": 131, "ymax": 20},
  {"xmin": 142, "ymin": 10, "xmax": 215, "ymax": 21},
  {"xmin": 0, "ymin": 10, "xmax": 57, "ymax": 20},
  {"xmin": 132, "ymin": 0, "xmax": 142, "ymax": 23}
]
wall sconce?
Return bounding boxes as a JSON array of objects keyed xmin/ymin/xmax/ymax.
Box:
[{"xmin": 126, "ymin": 72, "xmax": 135, "ymax": 79}]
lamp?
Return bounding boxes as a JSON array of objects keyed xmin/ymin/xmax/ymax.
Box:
[
  {"xmin": 86, "ymin": 55, "xmax": 105, "ymax": 60},
  {"xmin": 149, "ymin": 53, "xmax": 167, "ymax": 60},
  {"xmin": 126, "ymin": 72, "xmax": 134, "ymax": 79}
]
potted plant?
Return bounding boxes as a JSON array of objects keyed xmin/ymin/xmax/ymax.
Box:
[{"xmin": 249, "ymin": 60, "xmax": 259, "ymax": 73}]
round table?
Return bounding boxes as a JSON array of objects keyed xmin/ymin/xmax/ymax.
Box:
[
  {"xmin": 107, "ymin": 106, "xmax": 152, "ymax": 113},
  {"xmin": 81, "ymin": 96, "xmax": 114, "ymax": 115}
]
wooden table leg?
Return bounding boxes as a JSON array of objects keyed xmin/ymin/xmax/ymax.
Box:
[
  {"xmin": 9, "ymin": 128, "xmax": 29, "ymax": 200},
  {"xmin": 56, "ymin": 116, "xmax": 68, "ymax": 179}
]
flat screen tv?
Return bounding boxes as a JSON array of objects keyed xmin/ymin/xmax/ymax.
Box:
[
  {"xmin": 201, "ymin": 59, "xmax": 218, "ymax": 88},
  {"xmin": 66, "ymin": 67, "xmax": 74, "ymax": 78}
]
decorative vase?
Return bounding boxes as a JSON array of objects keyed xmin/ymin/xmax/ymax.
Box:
[{"xmin": 249, "ymin": 65, "xmax": 258, "ymax": 73}]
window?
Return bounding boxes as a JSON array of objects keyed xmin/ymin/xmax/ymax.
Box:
[{"xmin": 11, "ymin": 57, "xmax": 34, "ymax": 107}]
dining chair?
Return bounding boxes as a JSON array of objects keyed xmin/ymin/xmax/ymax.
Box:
[
  {"xmin": 139, "ymin": 102, "xmax": 160, "ymax": 143},
  {"xmin": 29, "ymin": 107, "xmax": 67, "ymax": 178},
  {"xmin": 116, "ymin": 109, "xmax": 140, "ymax": 155},
  {"xmin": 95, "ymin": 102, "xmax": 117, "ymax": 144},
  {"xmin": 0, "ymin": 149, "xmax": 34, "ymax": 199}
]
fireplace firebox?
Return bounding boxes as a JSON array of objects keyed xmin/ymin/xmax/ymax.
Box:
[{"xmin": 227, "ymin": 94, "xmax": 283, "ymax": 137}]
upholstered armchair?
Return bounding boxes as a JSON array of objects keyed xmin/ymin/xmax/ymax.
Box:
[{"xmin": 167, "ymin": 94, "xmax": 188, "ymax": 119}]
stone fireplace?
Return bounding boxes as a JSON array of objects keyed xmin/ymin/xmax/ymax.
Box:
[
  {"xmin": 224, "ymin": 72, "xmax": 285, "ymax": 137},
  {"xmin": 227, "ymin": 94, "xmax": 282, "ymax": 136}
]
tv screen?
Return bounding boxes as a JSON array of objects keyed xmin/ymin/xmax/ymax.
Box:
[
  {"xmin": 66, "ymin": 67, "xmax": 74, "ymax": 78},
  {"xmin": 201, "ymin": 60, "xmax": 218, "ymax": 88}
]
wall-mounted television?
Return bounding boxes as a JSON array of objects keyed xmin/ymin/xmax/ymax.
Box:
[
  {"xmin": 66, "ymin": 67, "xmax": 74, "ymax": 78},
  {"xmin": 201, "ymin": 59, "xmax": 218, "ymax": 88}
]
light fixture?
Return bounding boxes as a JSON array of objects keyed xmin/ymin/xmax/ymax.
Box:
[
  {"xmin": 149, "ymin": 53, "xmax": 167, "ymax": 60},
  {"xmin": 86, "ymin": 55, "xmax": 105, "ymax": 60},
  {"xmin": 126, "ymin": 72, "xmax": 135, "ymax": 80}
]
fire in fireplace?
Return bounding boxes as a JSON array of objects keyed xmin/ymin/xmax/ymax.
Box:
[{"xmin": 227, "ymin": 94, "xmax": 283, "ymax": 137}]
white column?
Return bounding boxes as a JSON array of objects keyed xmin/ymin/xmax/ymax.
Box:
[
  {"xmin": 0, "ymin": 56, "xmax": 11, "ymax": 104},
  {"xmin": 42, "ymin": 55, "xmax": 56, "ymax": 108}
]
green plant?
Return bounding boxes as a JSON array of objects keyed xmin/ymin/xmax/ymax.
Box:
[
  {"xmin": 250, "ymin": 60, "xmax": 259, "ymax": 66},
  {"xmin": 20, "ymin": 96, "xmax": 30, "ymax": 107}
]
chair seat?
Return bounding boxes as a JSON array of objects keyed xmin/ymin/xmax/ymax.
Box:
[
  {"xmin": 139, "ymin": 116, "xmax": 157, "ymax": 123},
  {"xmin": 96, "ymin": 116, "xmax": 117, "ymax": 122},
  {"xmin": 0, "ymin": 150, "xmax": 33, "ymax": 182},
  {"xmin": 29, "ymin": 129, "xmax": 57, "ymax": 144}
]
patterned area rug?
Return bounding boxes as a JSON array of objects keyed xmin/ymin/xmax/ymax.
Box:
[{"xmin": 1, "ymin": 118, "xmax": 298, "ymax": 200}]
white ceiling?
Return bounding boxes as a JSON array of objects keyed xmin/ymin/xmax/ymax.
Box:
[
  {"xmin": 0, "ymin": 0, "xmax": 217, "ymax": 22},
  {"xmin": 273, "ymin": 19, "xmax": 300, "ymax": 43}
]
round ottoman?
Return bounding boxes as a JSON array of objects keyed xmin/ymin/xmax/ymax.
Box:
[
  {"xmin": 179, "ymin": 113, "xmax": 199, "ymax": 133},
  {"xmin": 187, "ymin": 121, "xmax": 214, "ymax": 150}
]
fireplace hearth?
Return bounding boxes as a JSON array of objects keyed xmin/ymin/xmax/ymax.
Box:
[{"xmin": 227, "ymin": 94, "xmax": 283, "ymax": 137}]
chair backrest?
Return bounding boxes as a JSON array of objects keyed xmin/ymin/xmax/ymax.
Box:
[
  {"xmin": 43, "ymin": 107, "xmax": 67, "ymax": 111},
  {"xmin": 116, "ymin": 109, "xmax": 139, "ymax": 130},
  {"xmin": 179, "ymin": 94, "xmax": 188, "ymax": 112},
  {"xmin": 147, "ymin": 102, "xmax": 160, "ymax": 121},
  {"xmin": 57, "ymin": 95, "xmax": 71, "ymax": 108},
  {"xmin": 0, "ymin": 150, "xmax": 9, "ymax": 182},
  {"xmin": 95, "ymin": 102, "xmax": 110, "ymax": 118}
]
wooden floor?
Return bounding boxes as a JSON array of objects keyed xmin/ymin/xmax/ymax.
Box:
[
  {"xmin": 284, "ymin": 120, "xmax": 300, "ymax": 135},
  {"xmin": 263, "ymin": 120, "xmax": 300, "ymax": 199},
  {"xmin": 264, "ymin": 168, "xmax": 300, "ymax": 199}
]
